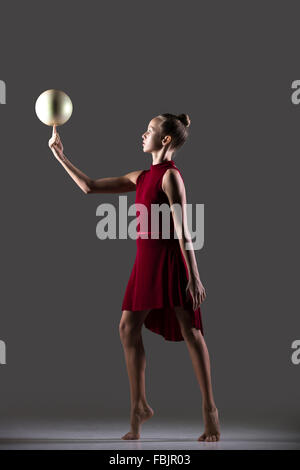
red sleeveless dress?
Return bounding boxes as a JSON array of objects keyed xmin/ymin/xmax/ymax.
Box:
[{"xmin": 121, "ymin": 159, "xmax": 204, "ymax": 341}]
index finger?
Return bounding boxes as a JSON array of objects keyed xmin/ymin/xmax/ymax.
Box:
[{"xmin": 52, "ymin": 124, "xmax": 57, "ymax": 137}]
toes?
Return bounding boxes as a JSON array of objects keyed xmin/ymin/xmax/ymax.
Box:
[
  {"xmin": 198, "ymin": 433, "xmax": 220, "ymax": 442},
  {"xmin": 121, "ymin": 433, "xmax": 140, "ymax": 440}
]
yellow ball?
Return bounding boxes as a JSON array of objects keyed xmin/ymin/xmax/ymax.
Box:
[{"xmin": 35, "ymin": 89, "xmax": 73, "ymax": 126}]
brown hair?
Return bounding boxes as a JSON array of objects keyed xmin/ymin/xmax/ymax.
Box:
[{"xmin": 158, "ymin": 113, "xmax": 191, "ymax": 151}]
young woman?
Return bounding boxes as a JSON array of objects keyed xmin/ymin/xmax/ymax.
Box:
[{"xmin": 48, "ymin": 113, "xmax": 220, "ymax": 442}]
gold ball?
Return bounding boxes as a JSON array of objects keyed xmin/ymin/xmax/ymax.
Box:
[{"xmin": 35, "ymin": 89, "xmax": 73, "ymax": 126}]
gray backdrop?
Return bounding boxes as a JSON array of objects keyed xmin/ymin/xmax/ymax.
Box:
[{"xmin": 0, "ymin": 0, "xmax": 299, "ymax": 430}]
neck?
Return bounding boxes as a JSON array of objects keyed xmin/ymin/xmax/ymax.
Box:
[
  {"xmin": 151, "ymin": 147, "xmax": 174, "ymax": 166},
  {"xmin": 151, "ymin": 157, "xmax": 172, "ymax": 165},
  {"xmin": 151, "ymin": 160, "xmax": 175, "ymax": 168}
]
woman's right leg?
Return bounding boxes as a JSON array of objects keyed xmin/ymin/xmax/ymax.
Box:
[{"xmin": 119, "ymin": 309, "xmax": 154, "ymax": 440}]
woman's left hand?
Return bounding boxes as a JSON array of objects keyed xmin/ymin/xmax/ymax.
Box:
[{"xmin": 186, "ymin": 275, "xmax": 206, "ymax": 310}]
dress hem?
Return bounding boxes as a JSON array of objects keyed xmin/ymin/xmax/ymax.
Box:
[
  {"xmin": 121, "ymin": 303, "xmax": 204, "ymax": 342},
  {"xmin": 144, "ymin": 323, "xmax": 203, "ymax": 342}
]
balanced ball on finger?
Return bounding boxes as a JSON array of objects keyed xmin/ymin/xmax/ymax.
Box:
[{"xmin": 35, "ymin": 89, "xmax": 73, "ymax": 126}]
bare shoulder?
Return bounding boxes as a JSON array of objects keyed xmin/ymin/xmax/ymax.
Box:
[
  {"xmin": 162, "ymin": 168, "xmax": 185, "ymax": 193},
  {"xmin": 124, "ymin": 169, "xmax": 145, "ymax": 186}
]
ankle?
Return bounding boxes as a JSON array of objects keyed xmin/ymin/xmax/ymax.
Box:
[
  {"xmin": 132, "ymin": 401, "xmax": 149, "ymax": 411},
  {"xmin": 202, "ymin": 404, "xmax": 217, "ymax": 412}
]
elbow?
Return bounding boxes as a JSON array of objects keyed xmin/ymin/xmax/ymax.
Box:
[
  {"xmin": 83, "ymin": 180, "xmax": 94, "ymax": 194},
  {"xmin": 174, "ymin": 223, "xmax": 190, "ymax": 240}
]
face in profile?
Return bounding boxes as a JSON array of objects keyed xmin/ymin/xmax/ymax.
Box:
[{"xmin": 142, "ymin": 116, "xmax": 165, "ymax": 153}]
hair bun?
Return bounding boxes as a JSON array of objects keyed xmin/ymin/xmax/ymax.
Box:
[{"xmin": 177, "ymin": 113, "xmax": 191, "ymax": 128}]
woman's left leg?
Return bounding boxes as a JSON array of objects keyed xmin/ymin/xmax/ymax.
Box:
[{"xmin": 174, "ymin": 306, "xmax": 221, "ymax": 442}]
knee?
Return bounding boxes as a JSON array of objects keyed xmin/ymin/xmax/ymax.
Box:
[
  {"xmin": 119, "ymin": 320, "xmax": 141, "ymax": 343},
  {"xmin": 180, "ymin": 325, "xmax": 201, "ymax": 343},
  {"xmin": 175, "ymin": 308, "xmax": 200, "ymax": 342}
]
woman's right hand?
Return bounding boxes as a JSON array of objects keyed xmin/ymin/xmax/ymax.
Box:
[
  {"xmin": 48, "ymin": 125, "xmax": 64, "ymax": 160},
  {"xmin": 186, "ymin": 275, "xmax": 206, "ymax": 310}
]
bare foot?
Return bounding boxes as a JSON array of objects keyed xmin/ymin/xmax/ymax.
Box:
[
  {"xmin": 121, "ymin": 405, "xmax": 154, "ymax": 440},
  {"xmin": 198, "ymin": 406, "xmax": 220, "ymax": 442}
]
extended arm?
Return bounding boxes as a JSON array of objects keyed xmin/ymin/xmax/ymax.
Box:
[{"xmin": 48, "ymin": 125, "xmax": 143, "ymax": 194}]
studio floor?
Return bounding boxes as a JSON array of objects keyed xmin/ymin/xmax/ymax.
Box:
[{"xmin": 0, "ymin": 419, "xmax": 299, "ymax": 450}]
